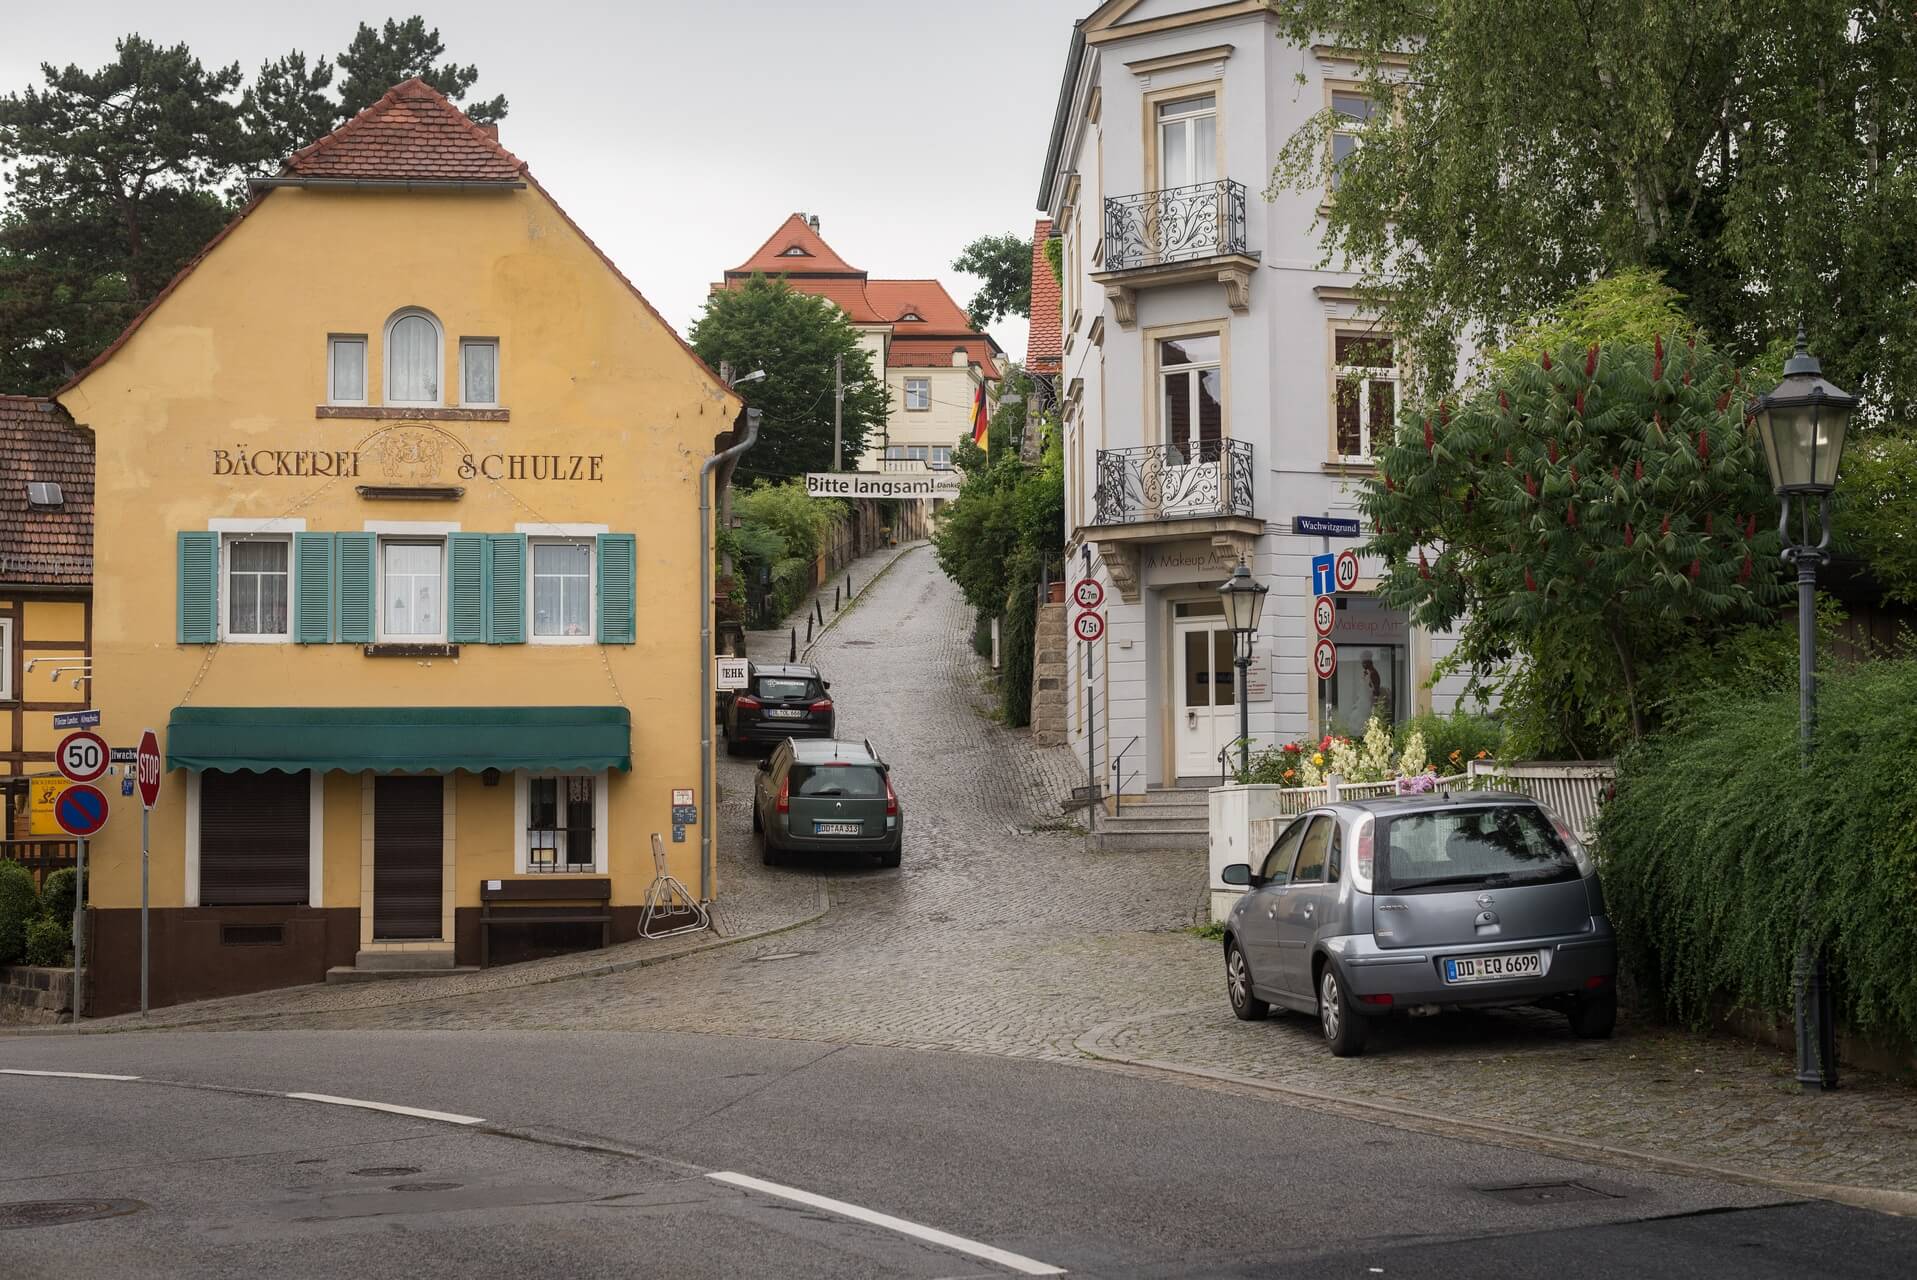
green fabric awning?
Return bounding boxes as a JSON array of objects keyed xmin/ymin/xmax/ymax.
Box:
[{"xmin": 166, "ymin": 706, "xmax": 631, "ymax": 773}]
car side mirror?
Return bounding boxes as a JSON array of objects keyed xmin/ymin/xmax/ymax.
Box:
[
  {"xmin": 823, "ymin": 680, "xmax": 832, "ymax": 691},
  {"xmin": 1220, "ymin": 863, "xmax": 1251, "ymax": 886},
  {"xmin": 756, "ymin": 757, "xmax": 770, "ymax": 772}
]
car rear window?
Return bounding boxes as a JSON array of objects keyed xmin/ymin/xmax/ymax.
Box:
[
  {"xmin": 1376, "ymin": 805, "xmax": 1579, "ymax": 893},
  {"xmin": 790, "ymin": 764, "xmax": 885, "ymax": 798},
  {"xmin": 755, "ymin": 676, "xmax": 818, "ymax": 700}
]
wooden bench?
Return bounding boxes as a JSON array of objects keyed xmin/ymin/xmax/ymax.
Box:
[{"xmin": 478, "ymin": 877, "xmax": 612, "ymax": 968}]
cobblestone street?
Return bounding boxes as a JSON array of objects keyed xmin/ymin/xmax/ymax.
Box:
[{"xmin": 84, "ymin": 547, "xmax": 1917, "ymax": 1201}]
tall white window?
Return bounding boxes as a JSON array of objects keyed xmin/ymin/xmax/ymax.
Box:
[
  {"xmin": 904, "ymin": 377, "xmax": 929, "ymax": 410},
  {"xmin": 1158, "ymin": 333, "xmax": 1223, "ymax": 460},
  {"xmin": 1157, "ymin": 94, "xmax": 1217, "ymax": 188},
  {"xmin": 0, "ymin": 619, "xmax": 13, "ymax": 700},
  {"xmin": 385, "ymin": 309, "xmax": 442, "ymax": 405},
  {"xmin": 225, "ymin": 536, "xmax": 290, "ymax": 639},
  {"xmin": 1334, "ymin": 331, "xmax": 1398, "ymax": 461},
  {"xmin": 380, "ymin": 540, "xmax": 444, "ymax": 639},
  {"xmin": 531, "ymin": 540, "xmax": 592, "ymax": 640},
  {"xmin": 1331, "ymin": 91, "xmax": 1383, "ymax": 190},
  {"xmin": 328, "ymin": 335, "xmax": 366, "ymax": 404},
  {"xmin": 460, "ymin": 338, "xmax": 499, "ymax": 407}
]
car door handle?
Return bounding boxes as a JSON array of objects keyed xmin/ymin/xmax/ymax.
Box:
[
  {"xmin": 1303, "ymin": 904, "xmax": 1315, "ymax": 918},
  {"xmin": 1265, "ymin": 907, "xmax": 1276, "ymax": 919}
]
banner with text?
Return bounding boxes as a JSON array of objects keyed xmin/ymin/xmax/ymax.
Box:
[{"xmin": 804, "ymin": 472, "xmax": 962, "ymax": 500}]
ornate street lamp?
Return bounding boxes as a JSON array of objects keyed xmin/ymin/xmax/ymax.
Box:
[
  {"xmin": 1218, "ymin": 560, "xmax": 1269, "ymax": 777},
  {"xmin": 1752, "ymin": 328, "xmax": 1857, "ymax": 1092}
]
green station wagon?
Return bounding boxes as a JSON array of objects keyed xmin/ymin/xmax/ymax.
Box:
[{"xmin": 752, "ymin": 738, "xmax": 901, "ymax": 868}]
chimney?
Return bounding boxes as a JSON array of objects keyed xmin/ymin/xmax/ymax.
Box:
[
  {"xmin": 477, "ymin": 124, "xmax": 498, "ymax": 140},
  {"xmin": 806, "ymin": 214, "xmax": 820, "ymax": 232}
]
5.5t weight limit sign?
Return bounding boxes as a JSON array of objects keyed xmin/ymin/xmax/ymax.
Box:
[{"xmin": 57, "ymin": 730, "xmax": 109, "ymax": 784}]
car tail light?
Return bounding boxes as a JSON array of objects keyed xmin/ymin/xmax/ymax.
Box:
[
  {"xmin": 809, "ymin": 699, "xmax": 833, "ymax": 713},
  {"xmin": 1584, "ymin": 974, "xmax": 1609, "ymax": 989},
  {"xmin": 1355, "ymin": 817, "xmax": 1375, "ymax": 881},
  {"xmin": 775, "ymin": 777, "xmax": 789, "ymax": 814},
  {"xmin": 884, "ymin": 775, "xmax": 898, "ymax": 817},
  {"xmin": 1358, "ymin": 993, "xmax": 1394, "ymax": 1007},
  {"xmin": 735, "ymin": 695, "xmax": 762, "ymax": 710}
]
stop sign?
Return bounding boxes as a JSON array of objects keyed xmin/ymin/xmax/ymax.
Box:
[{"xmin": 137, "ymin": 728, "xmax": 162, "ymax": 810}]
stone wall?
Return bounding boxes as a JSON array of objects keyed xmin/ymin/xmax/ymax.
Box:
[
  {"xmin": 0, "ymin": 964, "xmax": 73, "ymax": 1025},
  {"xmin": 1030, "ymin": 602, "xmax": 1068, "ymax": 745}
]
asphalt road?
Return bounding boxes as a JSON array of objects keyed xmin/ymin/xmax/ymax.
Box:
[{"xmin": 5, "ymin": 1030, "xmax": 1915, "ymax": 1278}]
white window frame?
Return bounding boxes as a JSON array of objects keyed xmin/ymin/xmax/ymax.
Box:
[
  {"xmin": 220, "ymin": 533, "xmax": 294, "ymax": 644},
  {"xmin": 376, "ymin": 537, "xmax": 448, "ymax": 642},
  {"xmin": 930, "ymin": 445, "xmax": 952, "ymax": 469},
  {"xmin": 1329, "ymin": 85, "xmax": 1382, "ymax": 192},
  {"xmin": 0, "ymin": 619, "xmax": 12, "ymax": 701},
  {"xmin": 383, "ymin": 307, "xmax": 444, "ymax": 406},
  {"xmin": 1332, "ymin": 330, "xmax": 1399, "ymax": 463},
  {"xmin": 459, "ymin": 336, "xmax": 500, "ymax": 408},
  {"xmin": 903, "ymin": 377, "xmax": 930, "ymax": 411},
  {"xmin": 327, "ymin": 334, "xmax": 368, "ymax": 406},
  {"xmin": 184, "ymin": 770, "xmax": 324, "ymax": 909},
  {"xmin": 527, "ymin": 537, "xmax": 595, "ymax": 646},
  {"xmin": 513, "ymin": 769, "xmax": 610, "ymax": 874},
  {"xmin": 1157, "ymin": 331, "xmax": 1223, "ymax": 454},
  {"xmin": 1156, "ymin": 92, "xmax": 1218, "ymax": 189}
]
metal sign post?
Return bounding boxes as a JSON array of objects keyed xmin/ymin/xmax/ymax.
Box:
[
  {"xmin": 137, "ymin": 729, "xmax": 161, "ymax": 1017},
  {"xmin": 72, "ymin": 837, "xmax": 85, "ymax": 1025}
]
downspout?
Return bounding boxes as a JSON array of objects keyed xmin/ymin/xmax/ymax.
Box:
[{"xmin": 700, "ymin": 406, "xmax": 761, "ymax": 901}]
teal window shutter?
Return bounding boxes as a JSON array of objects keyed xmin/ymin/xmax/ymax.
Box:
[
  {"xmin": 448, "ymin": 533, "xmax": 487, "ymax": 644},
  {"xmin": 292, "ymin": 533, "xmax": 334, "ymax": 643},
  {"xmin": 336, "ymin": 532, "xmax": 376, "ymax": 644},
  {"xmin": 177, "ymin": 531, "xmax": 218, "ymax": 644},
  {"xmin": 487, "ymin": 534, "xmax": 527, "ymax": 643},
  {"xmin": 596, "ymin": 533, "xmax": 636, "ymax": 644}
]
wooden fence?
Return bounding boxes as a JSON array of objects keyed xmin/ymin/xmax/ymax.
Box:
[{"xmin": 1, "ymin": 838, "xmax": 79, "ymax": 890}]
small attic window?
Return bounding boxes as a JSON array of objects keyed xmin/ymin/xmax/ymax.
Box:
[
  {"xmin": 26, "ymin": 482, "xmax": 63, "ymax": 509},
  {"xmin": 899, "ymin": 311, "xmax": 923, "ymax": 322},
  {"xmin": 780, "ymin": 245, "xmax": 811, "ymax": 257}
]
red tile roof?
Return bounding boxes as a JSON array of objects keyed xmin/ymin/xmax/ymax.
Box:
[
  {"xmin": 891, "ymin": 337, "xmax": 1000, "ymax": 377},
  {"xmin": 283, "ymin": 77, "xmax": 527, "ymax": 182},
  {"xmin": 865, "ymin": 280, "xmax": 974, "ymax": 333},
  {"xmin": 0, "ymin": 397, "xmax": 91, "ymax": 588},
  {"xmin": 726, "ymin": 214, "xmax": 862, "ymax": 276},
  {"xmin": 1026, "ymin": 218, "xmax": 1062, "ymax": 375}
]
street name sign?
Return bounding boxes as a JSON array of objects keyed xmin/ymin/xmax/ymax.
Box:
[
  {"xmin": 109, "ymin": 747, "xmax": 137, "ymax": 764},
  {"xmin": 1313, "ymin": 595, "xmax": 1336, "ymax": 637},
  {"xmin": 52, "ymin": 709, "xmax": 101, "ymax": 730},
  {"xmin": 54, "ymin": 783, "xmax": 109, "ymax": 838},
  {"xmin": 56, "ymin": 731, "xmax": 109, "ymax": 784},
  {"xmin": 1072, "ymin": 610, "xmax": 1105, "ymax": 643},
  {"xmin": 1072, "ymin": 578, "xmax": 1105, "ymax": 609},
  {"xmin": 1310, "ymin": 554, "xmax": 1335, "ymax": 595},
  {"xmin": 137, "ymin": 729, "xmax": 162, "ymax": 810},
  {"xmin": 1294, "ymin": 515, "xmax": 1362, "ymax": 538},
  {"xmin": 1312, "ymin": 638, "xmax": 1339, "ymax": 681},
  {"xmin": 1334, "ymin": 549, "xmax": 1361, "ymax": 592}
]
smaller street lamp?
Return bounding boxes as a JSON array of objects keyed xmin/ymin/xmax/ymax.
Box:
[
  {"xmin": 1218, "ymin": 560, "xmax": 1269, "ymax": 776},
  {"xmin": 1752, "ymin": 327, "xmax": 1857, "ymax": 1093}
]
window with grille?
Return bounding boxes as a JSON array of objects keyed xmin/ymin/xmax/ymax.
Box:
[{"xmin": 526, "ymin": 774, "xmax": 596, "ymax": 872}]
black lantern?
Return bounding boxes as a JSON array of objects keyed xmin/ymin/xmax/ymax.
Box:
[
  {"xmin": 1218, "ymin": 560, "xmax": 1268, "ymax": 775},
  {"xmin": 1754, "ymin": 331, "xmax": 1857, "ymax": 496}
]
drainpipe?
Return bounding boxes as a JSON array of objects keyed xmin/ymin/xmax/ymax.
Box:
[{"xmin": 700, "ymin": 407, "xmax": 761, "ymax": 901}]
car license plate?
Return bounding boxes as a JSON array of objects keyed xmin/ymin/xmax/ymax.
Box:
[
  {"xmin": 814, "ymin": 821, "xmax": 860, "ymax": 836},
  {"xmin": 1443, "ymin": 951, "xmax": 1544, "ymax": 983},
  {"xmin": 766, "ymin": 709, "xmax": 804, "ymax": 719}
]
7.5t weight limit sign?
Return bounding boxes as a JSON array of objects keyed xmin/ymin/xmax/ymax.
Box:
[
  {"xmin": 57, "ymin": 730, "xmax": 109, "ymax": 784},
  {"xmin": 1072, "ymin": 610, "xmax": 1105, "ymax": 643}
]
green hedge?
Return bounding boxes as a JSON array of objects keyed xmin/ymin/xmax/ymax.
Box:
[
  {"xmin": 1599, "ymin": 658, "xmax": 1917, "ymax": 1047},
  {"xmin": 0, "ymin": 861, "xmax": 36, "ymax": 964},
  {"xmin": 23, "ymin": 916, "xmax": 67, "ymax": 968},
  {"xmin": 40, "ymin": 867, "xmax": 76, "ymax": 928}
]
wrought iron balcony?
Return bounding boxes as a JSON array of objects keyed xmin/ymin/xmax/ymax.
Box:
[
  {"xmin": 1103, "ymin": 179, "xmax": 1249, "ymax": 271},
  {"xmin": 1094, "ymin": 439, "xmax": 1254, "ymax": 526}
]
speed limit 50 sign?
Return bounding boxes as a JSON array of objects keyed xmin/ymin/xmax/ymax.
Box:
[{"xmin": 56, "ymin": 730, "xmax": 109, "ymax": 784}]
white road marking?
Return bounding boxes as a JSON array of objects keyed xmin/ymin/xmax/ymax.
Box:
[
  {"xmin": 707, "ymin": 1170, "xmax": 1066, "ymax": 1276},
  {"xmin": 0, "ymin": 1068, "xmax": 141, "ymax": 1081},
  {"xmin": 283, "ymin": 1091, "xmax": 485, "ymax": 1126}
]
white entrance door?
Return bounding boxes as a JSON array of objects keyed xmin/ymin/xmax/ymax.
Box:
[{"xmin": 1173, "ymin": 607, "xmax": 1237, "ymax": 778}]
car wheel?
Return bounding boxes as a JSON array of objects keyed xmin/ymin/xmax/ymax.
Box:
[
  {"xmin": 1226, "ymin": 941, "xmax": 1269, "ymax": 1021},
  {"xmin": 750, "ymin": 802, "xmax": 763, "ymax": 834},
  {"xmin": 1568, "ymin": 987, "xmax": 1617, "ymax": 1039},
  {"xmin": 724, "ymin": 733, "xmax": 741, "ymax": 757},
  {"xmin": 758, "ymin": 830, "xmax": 778, "ymax": 866},
  {"xmin": 1318, "ymin": 963, "xmax": 1368, "ymax": 1057},
  {"xmin": 877, "ymin": 844, "xmax": 901, "ymax": 869}
]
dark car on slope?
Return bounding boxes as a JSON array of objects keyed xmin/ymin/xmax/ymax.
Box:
[
  {"xmin": 752, "ymin": 738, "xmax": 901, "ymax": 868},
  {"xmin": 723, "ymin": 662, "xmax": 835, "ymax": 754}
]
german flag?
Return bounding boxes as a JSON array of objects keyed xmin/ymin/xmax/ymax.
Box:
[{"xmin": 971, "ymin": 380, "xmax": 989, "ymax": 447}]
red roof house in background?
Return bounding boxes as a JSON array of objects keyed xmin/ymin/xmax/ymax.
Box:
[{"xmin": 1026, "ymin": 218, "xmax": 1061, "ymax": 383}]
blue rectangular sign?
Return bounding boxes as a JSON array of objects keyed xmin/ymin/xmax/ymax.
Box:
[
  {"xmin": 1295, "ymin": 515, "xmax": 1362, "ymax": 538},
  {"xmin": 1310, "ymin": 554, "xmax": 1336, "ymax": 596},
  {"xmin": 52, "ymin": 709, "xmax": 100, "ymax": 729}
]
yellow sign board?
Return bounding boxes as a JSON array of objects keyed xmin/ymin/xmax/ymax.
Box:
[{"xmin": 28, "ymin": 777, "xmax": 73, "ymax": 837}]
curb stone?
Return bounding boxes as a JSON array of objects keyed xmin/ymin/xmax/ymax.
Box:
[{"xmin": 1072, "ymin": 1007, "xmax": 1917, "ymax": 1219}]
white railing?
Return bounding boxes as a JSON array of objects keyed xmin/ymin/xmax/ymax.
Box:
[{"xmin": 1260, "ymin": 763, "xmax": 1615, "ymax": 843}]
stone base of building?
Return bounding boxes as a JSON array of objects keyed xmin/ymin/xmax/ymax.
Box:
[
  {"xmin": 0, "ymin": 964, "xmax": 75, "ymax": 1025},
  {"xmin": 1030, "ymin": 602, "xmax": 1068, "ymax": 745}
]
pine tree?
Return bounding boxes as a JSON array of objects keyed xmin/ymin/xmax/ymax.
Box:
[{"xmin": 335, "ymin": 18, "xmax": 505, "ymax": 123}]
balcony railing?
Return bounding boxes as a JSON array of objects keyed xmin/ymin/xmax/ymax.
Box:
[
  {"xmin": 1103, "ymin": 179, "xmax": 1249, "ymax": 271},
  {"xmin": 880, "ymin": 459, "xmax": 953, "ymax": 474},
  {"xmin": 1094, "ymin": 440, "xmax": 1254, "ymax": 526}
]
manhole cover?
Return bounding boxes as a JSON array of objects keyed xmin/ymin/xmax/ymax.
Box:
[
  {"xmin": 390, "ymin": 1182, "xmax": 462, "ymax": 1192},
  {"xmin": 748, "ymin": 951, "xmax": 813, "ymax": 962},
  {"xmin": 0, "ymin": 1200, "xmax": 146, "ymax": 1230},
  {"xmin": 1478, "ymin": 1181, "xmax": 1618, "ymax": 1205},
  {"xmin": 351, "ymin": 1166, "xmax": 422, "ymax": 1178},
  {"xmin": 842, "ymin": 640, "xmax": 875, "ymax": 646}
]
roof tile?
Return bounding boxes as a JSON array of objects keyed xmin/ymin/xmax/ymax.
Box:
[
  {"xmin": 283, "ymin": 77, "xmax": 526, "ymax": 182},
  {"xmin": 1026, "ymin": 218, "xmax": 1062, "ymax": 374},
  {"xmin": 0, "ymin": 397, "xmax": 92, "ymax": 587}
]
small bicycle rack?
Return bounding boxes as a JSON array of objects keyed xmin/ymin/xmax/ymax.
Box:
[{"xmin": 640, "ymin": 832, "xmax": 711, "ymax": 940}]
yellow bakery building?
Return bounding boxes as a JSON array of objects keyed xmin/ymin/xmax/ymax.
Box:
[{"xmin": 56, "ymin": 80, "xmax": 743, "ymax": 1014}]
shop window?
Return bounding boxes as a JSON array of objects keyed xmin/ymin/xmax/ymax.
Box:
[
  {"xmin": 460, "ymin": 337, "xmax": 499, "ymax": 407},
  {"xmin": 1328, "ymin": 642, "xmax": 1407, "ymax": 735},
  {"xmin": 224, "ymin": 535, "xmax": 290, "ymax": 640},
  {"xmin": 328, "ymin": 335, "xmax": 367, "ymax": 404},
  {"xmin": 198, "ymin": 769, "xmax": 312, "ymax": 905},
  {"xmin": 904, "ymin": 377, "xmax": 930, "ymax": 411},
  {"xmin": 517, "ymin": 771, "xmax": 607, "ymax": 873},
  {"xmin": 530, "ymin": 539, "xmax": 592, "ymax": 641},
  {"xmin": 1333, "ymin": 331, "xmax": 1397, "ymax": 461},
  {"xmin": 380, "ymin": 539, "xmax": 445, "ymax": 640},
  {"xmin": 384, "ymin": 308, "xmax": 442, "ymax": 405}
]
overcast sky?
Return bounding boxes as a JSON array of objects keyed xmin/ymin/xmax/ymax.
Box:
[{"xmin": 2, "ymin": 0, "xmax": 1093, "ymax": 361}]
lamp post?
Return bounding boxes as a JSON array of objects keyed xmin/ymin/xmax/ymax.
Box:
[
  {"xmin": 1752, "ymin": 328, "xmax": 1857, "ymax": 1093},
  {"xmin": 1218, "ymin": 560, "xmax": 1269, "ymax": 777}
]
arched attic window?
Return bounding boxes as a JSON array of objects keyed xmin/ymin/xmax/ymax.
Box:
[
  {"xmin": 899, "ymin": 310, "xmax": 923, "ymax": 322},
  {"xmin": 780, "ymin": 245, "xmax": 811, "ymax": 257},
  {"xmin": 385, "ymin": 308, "xmax": 443, "ymax": 405}
]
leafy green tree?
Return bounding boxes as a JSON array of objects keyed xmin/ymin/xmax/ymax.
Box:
[
  {"xmin": 0, "ymin": 36, "xmax": 248, "ymax": 392},
  {"xmin": 335, "ymin": 17, "xmax": 505, "ymax": 123},
  {"xmin": 1268, "ymin": 1, "xmax": 1917, "ymax": 422},
  {"xmin": 1361, "ymin": 333, "xmax": 1786, "ymax": 751},
  {"xmin": 689, "ymin": 274, "xmax": 886, "ymax": 481},
  {"xmin": 242, "ymin": 51, "xmax": 337, "ymax": 162},
  {"xmin": 1837, "ymin": 430, "xmax": 1917, "ymax": 607},
  {"xmin": 952, "ymin": 232, "xmax": 1031, "ymax": 329}
]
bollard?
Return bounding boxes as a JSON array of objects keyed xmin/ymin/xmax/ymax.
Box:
[
  {"xmin": 815, "ymin": 598, "xmax": 824, "ymax": 626},
  {"xmin": 834, "ymin": 586, "xmax": 841, "ymax": 612},
  {"xmin": 806, "ymin": 614, "xmax": 814, "ymax": 643},
  {"xmin": 846, "ymin": 573, "xmax": 853, "ymax": 597},
  {"xmin": 788, "ymin": 628, "xmax": 797, "ymax": 661}
]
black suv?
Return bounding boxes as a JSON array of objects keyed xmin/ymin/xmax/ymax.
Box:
[{"xmin": 723, "ymin": 662, "xmax": 835, "ymax": 754}]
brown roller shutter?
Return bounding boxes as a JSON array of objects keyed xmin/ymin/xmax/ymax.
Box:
[
  {"xmin": 374, "ymin": 775, "xmax": 443, "ymax": 939},
  {"xmin": 199, "ymin": 769, "xmax": 310, "ymax": 905}
]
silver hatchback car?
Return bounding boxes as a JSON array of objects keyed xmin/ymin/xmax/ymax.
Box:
[{"xmin": 1219, "ymin": 792, "xmax": 1616, "ymax": 1056}]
